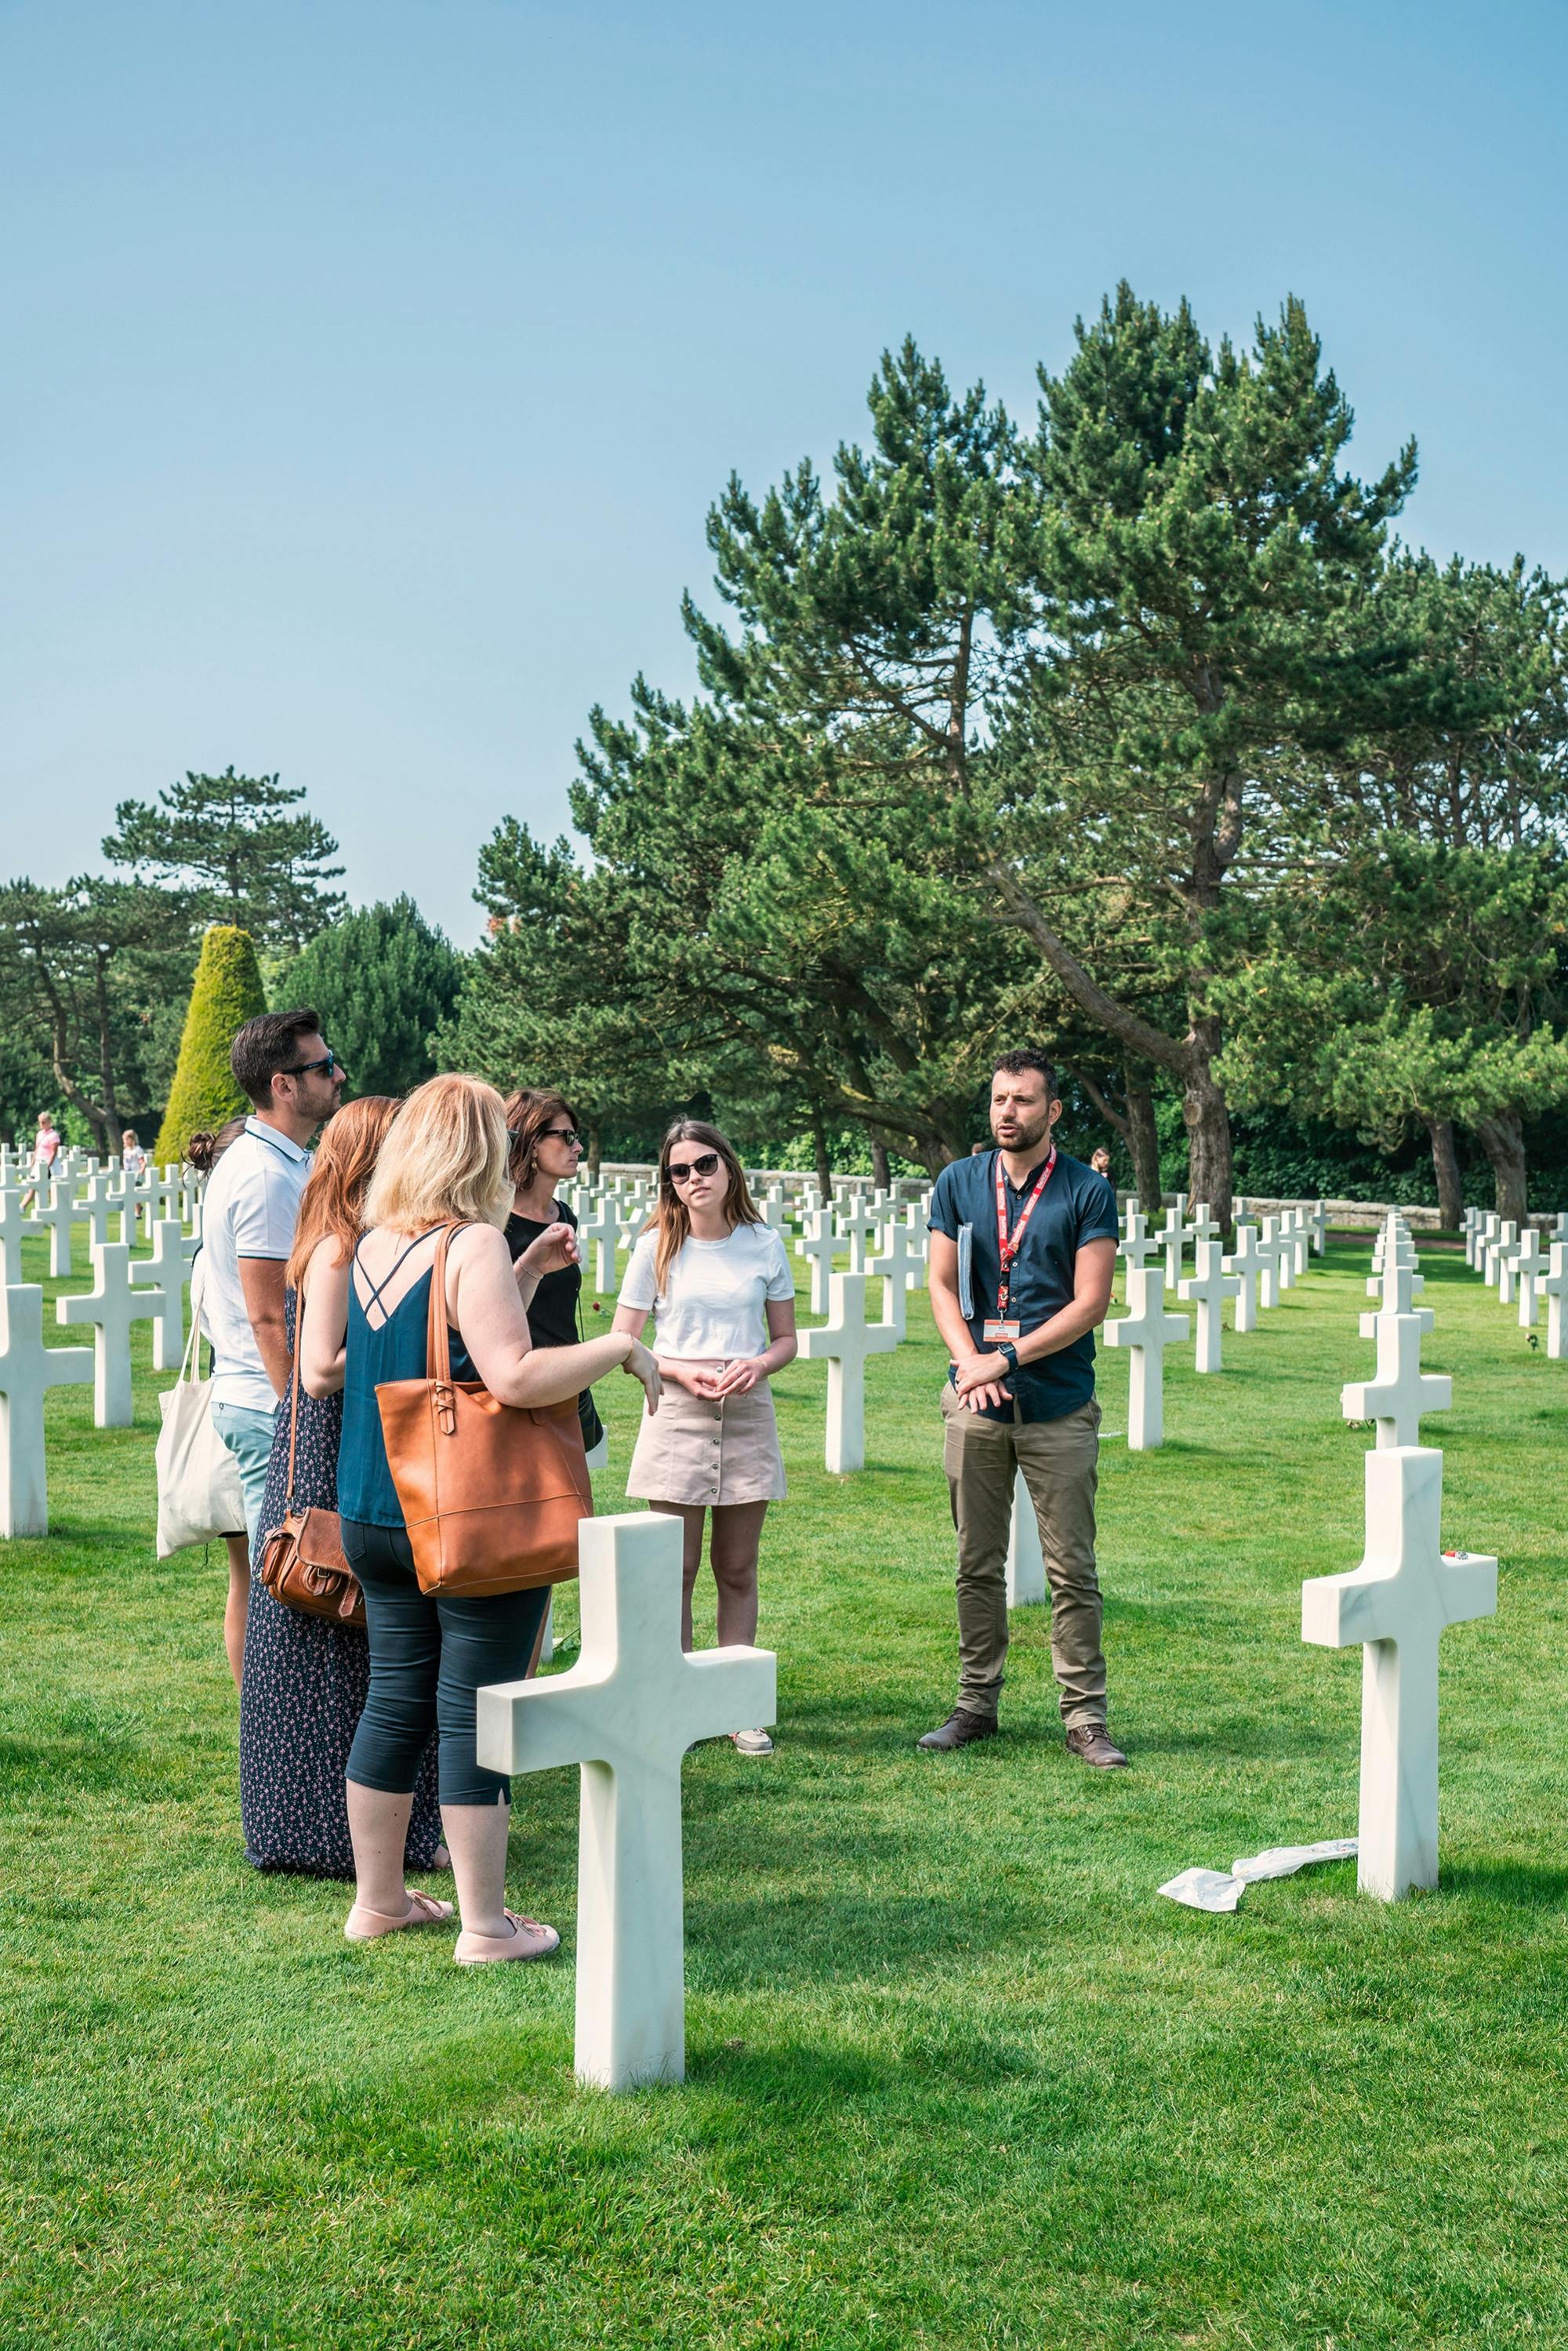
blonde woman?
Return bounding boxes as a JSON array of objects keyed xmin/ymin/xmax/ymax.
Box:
[
  {"xmin": 301, "ymin": 1075, "xmax": 661, "ymax": 1964},
  {"xmin": 613, "ymin": 1120, "xmax": 797, "ymax": 1754}
]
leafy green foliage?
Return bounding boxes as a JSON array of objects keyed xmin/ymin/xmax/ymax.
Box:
[
  {"xmin": 281, "ymin": 897, "xmax": 462, "ymax": 1100},
  {"xmin": 153, "ymin": 925, "xmax": 267, "ymax": 1162},
  {"xmin": 103, "ymin": 767, "xmax": 345, "ymax": 956}
]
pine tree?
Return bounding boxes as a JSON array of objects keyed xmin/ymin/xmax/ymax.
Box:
[
  {"xmin": 154, "ymin": 926, "xmax": 267, "ymax": 1163},
  {"xmin": 103, "ymin": 768, "xmax": 345, "ymax": 954},
  {"xmin": 280, "ymin": 898, "xmax": 462, "ymax": 1098}
]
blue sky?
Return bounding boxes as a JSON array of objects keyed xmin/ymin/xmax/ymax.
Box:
[{"xmin": 4, "ymin": 0, "xmax": 1563, "ymax": 943}]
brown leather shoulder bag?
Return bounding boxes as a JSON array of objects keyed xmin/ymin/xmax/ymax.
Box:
[
  {"xmin": 256, "ymin": 1289, "xmax": 365, "ymax": 1628},
  {"xmin": 374, "ymin": 1222, "xmax": 591, "ymax": 1598}
]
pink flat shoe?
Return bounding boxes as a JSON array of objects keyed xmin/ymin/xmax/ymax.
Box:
[
  {"xmin": 344, "ymin": 1888, "xmax": 455, "ymax": 1943},
  {"xmin": 454, "ymin": 1909, "xmax": 561, "ymax": 1966}
]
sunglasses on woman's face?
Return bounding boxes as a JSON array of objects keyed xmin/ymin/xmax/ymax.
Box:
[{"xmin": 666, "ymin": 1152, "xmax": 720, "ymax": 1185}]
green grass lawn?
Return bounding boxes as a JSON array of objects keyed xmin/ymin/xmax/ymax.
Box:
[{"xmin": 4, "ymin": 1228, "xmax": 1566, "ymax": 2349}]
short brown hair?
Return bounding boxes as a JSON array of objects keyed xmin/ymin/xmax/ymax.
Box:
[
  {"xmin": 502, "ymin": 1087, "xmax": 578, "ymax": 1189},
  {"xmin": 287, "ymin": 1094, "xmax": 401, "ymax": 1290},
  {"xmin": 231, "ymin": 1008, "xmax": 322, "ymax": 1108},
  {"xmin": 993, "ymin": 1050, "xmax": 1058, "ymax": 1099}
]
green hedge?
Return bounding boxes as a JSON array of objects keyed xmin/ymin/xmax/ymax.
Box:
[{"xmin": 154, "ymin": 926, "xmax": 267, "ymax": 1163}]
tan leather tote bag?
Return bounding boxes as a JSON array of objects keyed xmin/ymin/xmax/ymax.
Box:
[
  {"xmin": 375, "ymin": 1222, "xmax": 592, "ymax": 1597},
  {"xmin": 256, "ymin": 1288, "xmax": 366, "ymax": 1628}
]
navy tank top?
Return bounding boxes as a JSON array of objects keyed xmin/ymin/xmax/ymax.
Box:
[{"xmin": 337, "ymin": 1233, "xmax": 478, "ymax": 1529}]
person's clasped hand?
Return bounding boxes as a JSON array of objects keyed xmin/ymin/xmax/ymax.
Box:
[
  {"xmin": 519, "ymin": 1222, "xmax": 580, "ymax": 1279},
  {"xmin": 952, "ymin": 1352, "xmax": 1012, "ymax": 1412},
  {"xmin": 706, "ymin": 1358, "xmax": 762, "ymax": 1399}
]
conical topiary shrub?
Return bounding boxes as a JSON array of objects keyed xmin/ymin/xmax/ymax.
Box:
[{"xmin": 154, "ymin": 925, "xmax": 267, "ymax": 1163}]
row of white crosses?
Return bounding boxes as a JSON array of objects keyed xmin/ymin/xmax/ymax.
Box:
[
  {"xmin": 1462, "ymin": 1205, "xmax": 1568, "ymax": 1355},
  {"xmin": 1301, "ymin": 1208, "xmax": 1495, "ymax": 1902}
]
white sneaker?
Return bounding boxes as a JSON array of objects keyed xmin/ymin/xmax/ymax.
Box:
[{"xmin": 731, "ymin": 1727, "xmax": 775, "ymax": 1756}]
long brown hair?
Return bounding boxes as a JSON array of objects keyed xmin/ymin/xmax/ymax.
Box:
[
  {"xmin": 286, "ymin": 1095, "xmax": 402, "ymax": 1289},
  {"xmin": 649, "ymin": 1119, "xmax": 761, "ymax": 1292},
  {"xmin": 502, "ymin": 1087, "xmax": 578, "ymax": 1192}
]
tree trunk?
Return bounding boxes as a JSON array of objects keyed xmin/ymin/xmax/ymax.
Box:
[
  {"xmin": 586, "ymin": 1123, "xmax": 602, "ymax": 1181},
  {"xmin": 810, "ymin": 1101, "xmax": 833, "ymax": 1205},
  {"xmin": 1181, "ymin": 1047, "xmax": 1233, "ymax": 1230},
  {"xmin": 869, "ymin": 1135, "xmax": 891, "ymax": 1190},
  {"xmin": 1472, "ymin": 1109, "xmax": 1528, "ymax": 1223},
  {"xmin": 1424, "ymin": 1116, "xmax": 1465, "ymax": 1232},
  {"xmin": 1124, "ymin": 1067, "xmax": 1162, "ymax": 1211}
]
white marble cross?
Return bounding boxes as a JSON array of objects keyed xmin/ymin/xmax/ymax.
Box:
[
  {"xmin": 1366, "ymin": 1257, "xmax": 1425, "ymax": 1315},
  {"xmin": 1301, "ymin": 1446, "xmax": 1495, "ymax": 1900},
  {"xmin": 1006, "ymin": 1467, "xmax": 1046, "ymax": 1605},
  {"xmin": 1269, "ymin": 1213, "xmax": 1298, "ymax": 1293},
  {"xmin": 1119, "ymin": 1207, "xmax": 1160, "ymax": 1275},
  {"xmin": 758, "ymin": 1193, "xmax": 789, "ymax": 1235},
  {"xmin": 1342, "ymin": 1308, "xmax": 1450, "ymax": 1449},
  {"xmin": 1461, "ymin": 1206, "xmax": 1479, "ymax": 1268},
  {"xmin": 1495, "ymin": 1224, "xmax": 1523, "ymax": 1304},
  {"xmin": 29, "ymin": 1181, "xmax": 81, "ymax": 1279},
  {"xmin": 73, "ymin": 1175, "xmax": 118, "ymax": 1256},
  {"xmin": 834, "ymin": 1199, "xmax": 880, "ymax": 1275},
  {"xmin": 1222, "ymin": 1221, "xmax": 1270, "ymax": 1334},
  {"xmin": 56, "ymin": 1241, "xmax": 161, "ymax": 1426},
  {"xmin": 795, "ymin": 1206, "xmax": 837, "ymax": 1316},
  {"xmin": 476, "ymin": 1511, "xmax": 775, "ymax": 2092},
  {"xmin": 1541, "ymin": 1243, "xmax": 1568, "ymax": 1360},
  {"xmin": 0, "ymin": 1186, "xmax": 32, "ymax": 1284},
  {"xmin": 1514, "ymin": 1228, "xmax": 1547, "ymax": 1327},
  {"xmin": 797, "ymin": 1270, "xmax": 898, "ymax": 1472},
  {"xmin": 575, "ymin": 1195, "xmax": 622, "ymax": 1295},
  {"xmin": 895, "ymin": 1204, "xmax": 928, "ymax": 1289},
  {"xmin": 1483, "ymin": 1218, "xmax": 1514, "ymax": 1288},
  {"xmin": 1256, "ymin": 1217, "xmax": 1289, "ymax": 1310},
  {"xmin": 1178, "ymin": 1238, "xmax": 1240, "ymax": 1373},
  {"xmin": 1285, "ymin": 1208, "xmax": 1310, "ymax": 1279},
  {"xmin": 867, "ymin": 1217, "xmax": 924, "ymax": 1340},
  {"xmin": 1308, "ymin": 1201, "xmax": 1327, "ymax": 1256},
  {"xmin": 0, "ymin": 1283, "xmax": 93, "ymax": 1536},
  {"xmin": 1103, "ymin": 1264, "xmax": 1188, "ymax": 1449},
  {"xmin": 130, "ymin": 1217, "xmax": 196, "ymax": 1370},
  {"xmin": 1188, "ymin": 1201, "xmax": 1221, "ymax": 1253},
  {"xmin": 1160, "ymin": 1201, "xmax": 1190, "ymax": 1291}
]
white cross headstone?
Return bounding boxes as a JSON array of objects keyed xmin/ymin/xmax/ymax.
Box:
[
  {"xmin": 1308, "ymin": 1200, "xmax": 1327, "ymax": 1256},
  {"xmin": 1160, "ymin": 1200, "xmax": 1189, "ymax": 1291},
  {"xmin": 56, "ymin": 1241, "xmax": 161, "ymax": 1427},
  {"xmin": 1483, "ymin": 1218, "xmax": 1513, "ymax": 1288},
  {"xmin": 575, "ymin": 1195, "xmax": 622, "ymax": 1295},
  {"xmin": 1514, "ymin": 1228, "xmax": 1547, "ymax": 1327},
  {"xmin": 1341, "ymin": 1308, "xmax": 1450, "ymax": 1449},
  {"xmin": 1301, "ymin": 1447, "xmax": 1496, "ymax": 1900},
  {"xmin": 1006, "ymin": 1468, "xmax": 1046, "ymax": 1605},
  {"xmin": 795, "ymin": 1207, "xmax": 837, "ymax": 1317},
  {"xmin": 475, "ymin": 1511, "xmax": 775, "ymax": 2092},
  {"xmin": 758, "ymin": 1193, "xmax": 789, "ymax": 1235},
  {"xmin": 1222, "ymin": 1223, "xmax": 1270, "ymax": 1334},
  {"xmin": 1119, "ymin": 1207, "xmax": 1160, "ymax": 1274},
  {"xmin": 0, "ymin": 1283, "xmax": 94, "ymax": 1535},
  {"xmin": 74, "ymin": 1175, "xmax": 118, "ymax": 1257},
  {"xmin": 0, "ymin": 1186, "xmax": 33, "ymax": 1284},
  {"xmin": 1257, "ymin": 1217, "xmax": 1289, "ymax": 1310},
  {"xmin": 834, "ymin": 1199, "xmax": 880, "ymax": 1276},
  {"xmin": 867, "ymin": 1217, "xmax": 924, "ymax": 1341},
  {"xmin": 796, "ymin": 1271, "xmax": 898, "ymax": 1472},
  {"xmin": 1496, "ymin": 1224, "xmax": 1523, "ymax": 1304},
  {"xmin": 29, "ymin": 1181, "xmax": 81, "ymax": 1279},
  {"xmin": 1540, "ymin": 1242, "xmax": 1568, "ymax": 1359},
  {"xmin": 897, "ymin": 1204, "xmax": 929, "ymax": 1290},
  {"xmin": 130, "ymin": 1217, "xmax": 197, "ymax": 1370},
  {"xmin": 1461, "ymin": 1206, "xmax": 1479, "ymax": 1268},
  {"xmin": 1178, "ymin": 1238, "xmax": 1240, "ymax": 1373},
  {"xmin": 1103, "ymin": 1264, "xmax": 1188, "ymax": 1449},
  {"xmin": 1189, "ymin": 1201, "xmax": 1220, "ymax": 1253},
  {"xmin": 1287, "ymin": 1207, "xmax": 1310, "ymax": 1279},
  {"xmin": 1366, "ymin": 1257, "xmax": 1425, "ymax": 1312}
]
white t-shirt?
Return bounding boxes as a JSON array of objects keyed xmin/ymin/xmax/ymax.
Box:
[
  {"xmin": 199, "ymin": 1116, "xmax": 312, "ymax": 1412},
  {"xmin": 619, "ymin": 1222, "xmax": 794, "ymax": 1361}
]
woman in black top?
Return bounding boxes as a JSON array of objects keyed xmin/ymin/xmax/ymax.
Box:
[{"xmin": 502, "ymin": 1087, "xmax": 604, "ymax": 1453}]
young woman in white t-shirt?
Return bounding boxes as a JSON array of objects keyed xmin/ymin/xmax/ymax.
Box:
[{"xmin": 615, "ymin": 1121, "xmax": 797, "ymax": 1753}]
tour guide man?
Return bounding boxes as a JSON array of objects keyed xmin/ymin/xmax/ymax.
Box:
[{"xmin": 920, "ymin": 1050, "xmax": 1125, "ymax": 1765}]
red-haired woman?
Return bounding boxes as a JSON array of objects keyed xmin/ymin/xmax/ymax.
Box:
[
  {"xmin": 613, "ymin": 1120, "xmax": 797, "ymax": 1753},
  {"xmin": 239, "ymin": 1094, "xmax": 443, "ymax": 1879}
]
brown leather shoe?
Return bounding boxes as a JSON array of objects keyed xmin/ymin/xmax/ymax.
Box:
[
  {"xmin": 916, "ymin": 1707, "xmax": 999, "ymax": 1751},
  {"xmin": 1065, "ymin": 1723, "xmax": 1127, "ymax": 1768}
]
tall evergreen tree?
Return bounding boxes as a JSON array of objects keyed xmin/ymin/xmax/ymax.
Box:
[
  {"xmin": 281, "ymin": 898, "xmax": 462, "ymax": 1100},
  {"xmin": 103, "ymin": 767, "xmax": 345, "ymax": 954},
  {"xmin": 154, "ymin": 926, "xmax": 267, "ymax": 1163}
]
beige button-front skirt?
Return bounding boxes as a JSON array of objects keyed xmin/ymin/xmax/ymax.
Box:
[{"xmin": 626, "ymin": 1378, "xmax": 787, "ymax": 1507}]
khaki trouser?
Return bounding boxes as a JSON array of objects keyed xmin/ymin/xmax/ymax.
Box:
[{"xmin": 940, "ymin": 1387, "xmax": 1105, "ymax": 1728}]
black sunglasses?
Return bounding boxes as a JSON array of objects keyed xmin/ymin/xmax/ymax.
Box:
[
  {"xmin": 281, "ymin": 1050, "xmax": 338, "ymax": 1079},
  {"xmin": 667, "ymin": 1152, "xmax": 720, "ymax": 1185},
  {"xmin": 507, "ymin": 1125, "xmax": 582, "ymax": 1148}
]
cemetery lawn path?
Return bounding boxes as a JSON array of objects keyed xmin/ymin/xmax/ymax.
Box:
[{"xmin": 3, "ymin": 1232, "xmax": 1566, "ymax": 2349}]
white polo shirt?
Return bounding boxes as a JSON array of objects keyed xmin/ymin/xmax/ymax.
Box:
[{"xmin": 199, "ymin": 1116, "xmax": 312, "ymax": 1413}]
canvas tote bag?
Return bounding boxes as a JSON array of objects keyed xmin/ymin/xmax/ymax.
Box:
[
  {"xmin": 375, "ymin": 1222, "xmax": 592, "ymax": 1597},
  {"xmin": 154, "ymin": 1256, "xmax": 249, "ymax": 1557}
]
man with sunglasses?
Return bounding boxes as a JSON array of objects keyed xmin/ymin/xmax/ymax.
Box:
[{"xmin": 201, "ymin": 1008, "xmax": 347, "ymax": 1550}]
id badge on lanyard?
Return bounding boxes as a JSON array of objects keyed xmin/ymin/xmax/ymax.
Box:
[{"xmin": 984, "ymin": 1148, "xmax": 1056, "ymax": 1343}]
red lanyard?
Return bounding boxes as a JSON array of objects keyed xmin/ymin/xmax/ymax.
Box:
[{"xmin": 995, "ymin": 1148, "xmax": 1056, "ymax": 1315}]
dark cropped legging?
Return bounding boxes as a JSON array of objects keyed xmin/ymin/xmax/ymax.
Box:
[{"xmin": 341, "ymin": 1519, "xmax": 550, "ymax": 1806}]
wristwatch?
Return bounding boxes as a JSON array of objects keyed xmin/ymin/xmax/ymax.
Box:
[{"xmin": 996, "ymin": 1339, "xmax": 1020, "ymax": 1374}]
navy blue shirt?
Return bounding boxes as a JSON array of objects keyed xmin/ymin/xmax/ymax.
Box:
[{"xmin": 928, "ymin": 1148, "xmax": 1120, "ymax": 1423}]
